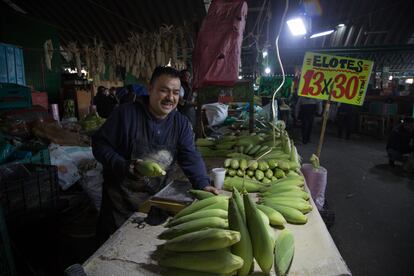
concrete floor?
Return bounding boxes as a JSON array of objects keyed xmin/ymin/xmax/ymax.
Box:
[{"xmin": 292, "ymin": 122, "xmax": 414, "ymax": 276}]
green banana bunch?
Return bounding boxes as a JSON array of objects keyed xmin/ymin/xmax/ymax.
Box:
[{"xmin": 134, "ymin": 160, "xmax": 166, "ymax": 177}]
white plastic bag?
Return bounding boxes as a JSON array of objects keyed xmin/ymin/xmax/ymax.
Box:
[
  {"xmin": 202, "ymin": 103, "xmax": 228, "ymax": 126},
  {"xmin": 301, "ymin": 163, "xmax": 327, "ymax": 210},
  {"xmin": 80, "ymin": 165, "xmax": 103, "ymax": 211}
]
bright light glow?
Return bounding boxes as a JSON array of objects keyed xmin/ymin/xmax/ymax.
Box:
[
  {"xmin": 166, "ymin": 58, "xmax": 172, "ymax": 67},
  {"xmin": 287, "ymin": 18, "xmax": 307, "ymax": 36},
  {"xmin": 310, "ymin": 30, "xmax": 335, "ymax": 38},
  {"xmin": 262, "ymin": 51, "xmax": 268, "ymax": 58},
  {"xmin": 389, "ymin": 76, "xmax": 393, "ymax": 81},
  {"xmin": 265, "ymin": 67, "xmax": 271, "ymax": 74},
  {"xmin": 405, "ymin": 78, "xmax": 413, "ymax": 84},
  {"xmin": 238, "ymin": 75, "xmax": 243, "ymax": 80},
  {"xmin": 337, "ymin": 23, "xmax": 345, "ymax": 28}
]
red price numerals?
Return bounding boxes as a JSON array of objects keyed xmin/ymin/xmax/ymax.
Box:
[{"xmin": 301, "ymin": 70, "xmax": 359, "ymax": 100}]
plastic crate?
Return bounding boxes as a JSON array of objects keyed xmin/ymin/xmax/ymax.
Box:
[
  {"xmin": 0, "ymin": 164, "xmax": 59, "ymax": 224},
  {"xmin": 0, "ymin": 206, "xmax": 16, "ymax": 276},
  {"xmin": 31, "ymin": 92, "xmax": 48, "ymax": 110},
  {"xmin": 0, "ymin": 83, "xmax": 32, "ymax": 110},
  {"xmin": 0, "ymin": 43, "xmax": 25, "ymax": 86}
]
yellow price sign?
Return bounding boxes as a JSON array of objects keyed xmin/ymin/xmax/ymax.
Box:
[{"xmin": 298, "ymin": 52, "xmax": 374, "ymax": 106}]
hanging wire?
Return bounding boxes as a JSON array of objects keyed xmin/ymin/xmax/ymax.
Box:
[{"xmin": 271, "ymin": 0, "xmax": 289, "ymax": 147}]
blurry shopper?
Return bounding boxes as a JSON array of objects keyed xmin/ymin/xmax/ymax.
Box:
[
  {"xmin": 386, "ymin": 118, "xmax": 414, "ymax": 167},
  {"xmin": 336, "ymin": 103, "xmax": 354, "ymax": 139},
  {"xmin": 177, "ymin": 69, "xmax": 196, "ymax": 127},
  {"xmin": 94, "ymin": 86, "xmax": 118, "ymax": 118},
  {"xmin": 295, "ymin": 97, "xmax": 322, "ymax": 144}
]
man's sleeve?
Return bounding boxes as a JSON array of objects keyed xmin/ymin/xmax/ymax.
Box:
[
  {"xmin": 92, "ymin": 108, "xmax": 129, "ymax": 178},
  {"xmin": 176, "ymin": 119, "xmax": 210, "ymax": 190}
]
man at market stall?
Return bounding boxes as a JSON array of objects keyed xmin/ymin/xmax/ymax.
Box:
[{"xmin": 92, "ymin": 66, "xmax": 218, "ymax": 244}]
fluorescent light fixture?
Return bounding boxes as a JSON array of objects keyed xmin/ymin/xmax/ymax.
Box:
[
  {"xmin": 405, "ymin": 78, "xmax": 413, "ymax": 84},
  {"xmin": 337, "ymin": 23, "xmax": 345, "ymax": 28},
  {"xmin": 262, "ymin": 51, "xmax": 268, "ymax": 58},
  {"xmin": 238, "ymin": 75, "xmax": 243, "ymax": 80},
  {"xmin": 287, "ymin": 18, "xmax": 307, "ymax": 36},
  {"xmin": 265, "ymin": 67, "xmax": 271, "ymax": 74},
  {"xmin": 389, "ymin": 76, "xmax": 393, "ymax": 81},
  {"xmin": 310, "ymin": 29, "xmax": 335, "ymax": 38}
]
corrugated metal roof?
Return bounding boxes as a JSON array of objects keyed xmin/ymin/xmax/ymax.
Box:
[
  {"xmin": 6, "ymin": 0, "xmax": 206, "ymax": 46},
  {"xmin": 242, "ymin": 0, "xmax": 414, "ymax": 74}
]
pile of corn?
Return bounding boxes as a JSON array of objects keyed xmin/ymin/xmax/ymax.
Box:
[{"xmin": 157, "ymin": 191, "xmax": 296, "ymax": 275}]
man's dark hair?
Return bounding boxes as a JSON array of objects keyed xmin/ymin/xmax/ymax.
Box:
[{"xmin": 149, "ymin": 66, "xmax": 180, "ymax": 85}]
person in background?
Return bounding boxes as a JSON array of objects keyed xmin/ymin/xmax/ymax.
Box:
[
  {"xmin": 336, "ymin": 103, "xmax": 354, "ymax": 139},
  {"xmin": 295, "ymin": 97, "xmax": 322, "ymax": 144},
  {"xmin": 94, "ymin": 86, "xmax": 118, "ymax": 118},
  {"xmin": 177, "ymin": 69, "xmax": 196, "ymax": 127},
  {"xmin": 92, "ymin": 66, "xmax": 218, "ymax": 244},
  {"xmin": 386, "ymin": 117, "xmax": 414, "ymax": 168}
]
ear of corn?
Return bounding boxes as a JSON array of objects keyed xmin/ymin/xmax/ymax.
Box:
[
  {"xmin": 174, "ymin": 196, "xmax": 227, "ymax": 219},
  {"xmin": 268, "ymin": 177, "xmax": 305, "ymax": 186},
  {"xmin": 248, "ymin": 145, "xmax": 262, "ymax": 155},
  {"xmin": 258, "ymin": 161, "xmax": 270, "ymax": 171},
  {"xmin": 262, "ymin": 200, "xmax": 312, "ymax": 214},
  {"xmin": 262, "ymin": 190, "xmax": 310, "ymax": 200},
  {"xmin": 224, "ymin": 176, "xmax": 269, "ymax": 193},
  {"xmin": 159, "ymin": 249, "xmax": 244, "ymax": 274},
  {"xmin": 268, "ymin": 159, "xmax": 278, "ymax": 169},
  {"xmin": 228, "ymin": 169, "xmax": 237, "ymax": 177},
  {"xmin": 265, "ymin": 169, "xmax": 274, "ymax": 179},
  {"xmin": 260, "ymin": 185, "xmax": 304, "ymax": 195},
  {"xmin": 262, "ymin": 177, "xmax": 271, "ymax": 184},
  {"xmin": 286, "ymin": 170, "xmax": 300, "ymax": 177},
  {"xmin": 159, "ymin": 217, "xmax": 228, "ymax": 240},
  {"xmin": 255, "ymin": 170, "xmax": 264, "ymax": 180},
  {"xmin": 243, "ymin": 193, "xmax": 274, "ymax": 273},
  {"xmin": 206, "ymin": 200, "xmax": 229, "ymax": 211},
  {"xmin": 239, "ymin": 159, "xmax": 248, "ymax": 170},
  {"xmin": 256, "ymin": 204, "xmax": 287, "ymax": 227},
  {"xmin": 257, "ymin": 209, "xmax": 270, "ymax": 225},
  {"xmin": 164, "ymin": 228, "xmax": 241, "ymax": 252},
  {"xmin": 167, "ymin": 209, "xmax": 228, "ymax": 227},
  {"xmin": 262, "ymin": 191, "xmax": 309, "ymax": 202},
  {"xmin": 135, "ymin": 160, "xmax": 166, "ymax": 177},
  {"xmin": 277, "ymin": 160, "xmax": 291, "ymax": 171},
  {"xmin": 274, "ymin": 229, "xmax": 295, "ymax": 276},
  {"xmin": 196, "ymin": 138, "xmax": 215, "ymax": 147},
  {"xmin": 263, "ymin": 203, "xmax": 308, "ymax": 224},
  {"xmin": 231, "ymin": 159, "xmax": 240, "ymax": 170},
  {"xmin": 232, "ymin": 187, "xmax": 245, "ymax": 222},
  {"xmin": 228, "ymin": 197, "xmax": 253, "ymax": 276},
  {"xmin": 274, "ymin": 168, "xmax": 286, "ymax": 178},
  {"xmin": 243, "ymin": 144, "xmax": 254, "ymax": 154},
  {"xmin": 248, "ymin": 160, "xmax": 258, "ymax": 170},
  {"xmin": 189, "ymin": 189, "xmax": 214, "ymax": 200}
]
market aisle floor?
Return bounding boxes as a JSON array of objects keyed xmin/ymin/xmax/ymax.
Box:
[{"xmin": 292, "ymin": 123, "xmax": 414, "ymax": 276}]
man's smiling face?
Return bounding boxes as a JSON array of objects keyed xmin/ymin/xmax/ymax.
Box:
[{"xmin": 148, "ymin": 75, "xmax": 181, "ymax": 119}]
